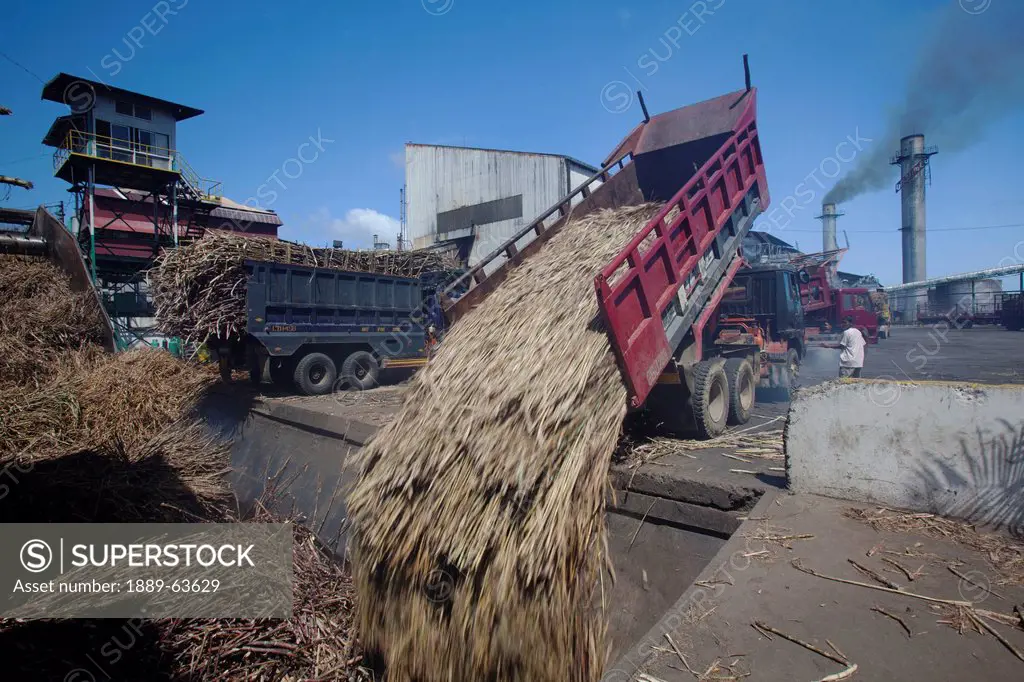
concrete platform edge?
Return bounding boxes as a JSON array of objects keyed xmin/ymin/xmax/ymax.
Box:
[{"xmin": 251, "ymin": 400, "xmax": 380, "ymax": 446}]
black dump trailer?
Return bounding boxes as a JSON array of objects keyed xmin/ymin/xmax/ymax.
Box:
[{"xmin": 217, "ymin": 259, "xmax": 444, "ymax": 395}]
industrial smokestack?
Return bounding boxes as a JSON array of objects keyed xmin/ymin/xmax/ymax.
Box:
[
  {"xmin": 890, "ymin": 134, "xmax": 936, "ymax": 284},
  {"xmin": 815, "ymin": 203, "xmax": 843, "ymax": 252},
  {"xmin": 822, "ymin": 203, "xmax": 837, "ymax": 251}
]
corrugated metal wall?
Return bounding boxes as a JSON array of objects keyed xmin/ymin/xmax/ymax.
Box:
[{"xmin": 406, "ymin": 145, "xmax": 589, "ymax": 272}]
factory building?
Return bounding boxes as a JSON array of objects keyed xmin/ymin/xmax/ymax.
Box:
[{"xmin": 404, "ymin": 143, "xmax": 599, "ymax": 270}]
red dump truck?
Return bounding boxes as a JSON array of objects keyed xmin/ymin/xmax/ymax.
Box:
[
  {"xmin": 442, "ymin": 62, "xmax": 787, "ymax": 438},
  {"xmin": 792, "ymin": 249, "xmax": 880, "ymax": 345}
]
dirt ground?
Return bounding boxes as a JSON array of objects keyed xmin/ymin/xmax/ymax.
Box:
[
  {"xmin": 269, "ymin": 384, "xmax": 409, "ymax": 426},
  {"xmin": 628, "ymin": 493, "xmax": 1024, "ymax": 682}
]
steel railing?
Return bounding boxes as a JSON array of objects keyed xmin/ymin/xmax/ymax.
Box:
[{"xmin": 53, "ymin": 130, "xmax": 222, "ymax": 199}]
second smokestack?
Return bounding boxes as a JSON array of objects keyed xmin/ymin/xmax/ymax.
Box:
[{"xmin": 821, "ymin": 202, "xmax": 839, "ymax": 251}]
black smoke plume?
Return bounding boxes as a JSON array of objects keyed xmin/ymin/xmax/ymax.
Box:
[{"xmin": 825, "ymin": 1, "xmax": 1024, "ymax": 204}]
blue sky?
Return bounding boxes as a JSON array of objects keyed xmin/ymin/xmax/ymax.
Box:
[{"xmin": 2, "ymin": 0, "xmax": 1022, "ymax": 287}]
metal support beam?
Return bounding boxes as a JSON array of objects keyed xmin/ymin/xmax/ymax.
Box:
[{"xmin": 883, "ymin": 263, "xmax": 1024, "ymax": 293}]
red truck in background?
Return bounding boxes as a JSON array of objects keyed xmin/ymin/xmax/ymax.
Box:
[{"xmin": 792, "ymin": 249, "xmax": 880, "ymax": 345}]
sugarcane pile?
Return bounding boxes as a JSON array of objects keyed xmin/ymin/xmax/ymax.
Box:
[
  {"xmin": 0, "ymin": 253, "xmax": 372, "ymax": 680},
  {"xmin": 149, "ymin": 232, "xmax": 461, "ymax": 345},
  {"xmin": 0, "ymin": 254, "xmax": 108, "ymax": 388},
  {"xmin": 347, "ymin": 203, "xmax": 661, "ymax": 682}
]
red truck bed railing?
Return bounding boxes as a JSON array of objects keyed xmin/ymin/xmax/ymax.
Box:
[{"xmin": 595, "ymin": 90, "xmax": 768, "ymax": 407}]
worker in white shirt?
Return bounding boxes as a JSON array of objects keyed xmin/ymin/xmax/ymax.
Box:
[{"xmin": 828, "ymin": 316, "xmax": 866, "ymax": 378}]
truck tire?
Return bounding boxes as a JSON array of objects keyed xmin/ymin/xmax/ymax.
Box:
[
  {"xmin": 724, "ymin": 358, "xmax": 755, "ymax": 425},
  {"xmin": 691, "ymin": 359, "xmax": 729, "ymax": 439},
  {"xmin": 341, "ymin": 351, "xmax": 380, "ymax": 391},
  {"xmin": 293, "ymin": 352, "xmax": 337, "ymax": 396}
]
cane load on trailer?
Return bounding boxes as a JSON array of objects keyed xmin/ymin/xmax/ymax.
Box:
[
  {"xmin": 210, "ymin": 259, "xmax": 450, "ymax": 395},
  {"xmin": 441, "ymin": 60, "xmax": 788, "ymax": 437}
]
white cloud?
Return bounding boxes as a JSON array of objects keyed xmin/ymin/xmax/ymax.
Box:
[
  {"xmin": 306, "ymin": 207, "xmax": 399, "ymax": 250},
  {"xmin": 390, "ymin": 150, "xmax": 406, "ymax": 170},
  {"xmin": 618, "ymin": 8, "xmax": 632, "ymax": 24}
]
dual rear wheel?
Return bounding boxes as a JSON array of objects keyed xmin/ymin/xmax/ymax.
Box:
[
  {"xmin": 292, "ymin": 350, "xmax": 380, "ymax": 396},
  {"xmin": 691, "ymin": 357, "xmax": 755, "ymax": 439}
]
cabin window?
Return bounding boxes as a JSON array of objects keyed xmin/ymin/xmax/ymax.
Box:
[
  {"xmin": 94, "ymin": 119, "xmax": 170, "ymax": 168},
  {"xmin": 114, "ymin": 100, "xmax": 154, "ymax": 121}
]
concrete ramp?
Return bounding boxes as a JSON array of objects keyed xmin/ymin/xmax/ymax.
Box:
[{"xmin": 786, "ymin": 380, "xmax": 1024, "ymax": 535}]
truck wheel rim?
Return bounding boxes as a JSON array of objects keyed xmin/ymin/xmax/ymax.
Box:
[
  {"xmin": 709, "ymin": 379, "xmax": 726, "ymax": 423},
  {"xmin": 739, "ymin": 371, "xmax": 754, "ymax": 410},
  {"xmin": 310, "ymin": 364, "xmax": 325, "ymax": 382}
]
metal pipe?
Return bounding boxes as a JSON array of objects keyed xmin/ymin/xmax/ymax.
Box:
[
  {"xmin": 883, "ymin": 263, "xmax": 1024, "ymax": 292},
  {"xmin": 743, "ymin": 53, "xmax": 751, "ymax": 91},
  {"xmin": 0, "ymin": 233, "xmax": 46, "ymax": 255},
  {"xmin": 637, "ymin": 91, "xmax": 651, "ymax": 123}
]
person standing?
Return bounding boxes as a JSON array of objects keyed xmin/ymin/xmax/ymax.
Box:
[{"xmin": 830, "ymin": 316, "xmax": 865, "ymax": 378}]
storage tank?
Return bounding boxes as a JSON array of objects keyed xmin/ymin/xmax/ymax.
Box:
[{"xmin": 933, "ymin": 279, "xmax": 1002, "ymax": 315}]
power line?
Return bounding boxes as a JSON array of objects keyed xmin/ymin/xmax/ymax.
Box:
[
  {"xmin": 0, "ymin": 152, "xmax": 50, "ymax": 167},
  {"xmin": 0, "ymin": 50, "xmax": 45, "ymax": 84},
  {"xmin": 769, "ymin": 223, "xmax": 1024, "ymax": 234}
]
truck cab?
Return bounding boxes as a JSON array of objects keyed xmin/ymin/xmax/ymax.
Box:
[
  {"xmin": 834, "ymin": 287, "xmax": 879, "ymax": 342},
  {"xmin": 719, "ymin": 264, "xmax": 805, "ymax": 350},
  {"xmin": 717, "ymin": 263, "xmax": 806, "ymax": 396},
  {"xmin": 794, "ymin": 250, "xmax": 880, "ymax": 345}
]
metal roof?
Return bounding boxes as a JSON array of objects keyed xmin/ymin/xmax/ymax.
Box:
[
  {"xmin": 41, "ymin": 73, "xmax": 204, "ymax": 121},
  {"xmin": 209, "ymin": 206, "xmax": 282, "ymax": 226},
  {"xmin": 42, "ymin": 113, "xmax": 86, "ymax": 147},
  {"xmin": 405, "ymin": 142, "xmax": 599, "ymax": 174}
]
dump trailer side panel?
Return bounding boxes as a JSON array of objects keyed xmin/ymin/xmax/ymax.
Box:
[
  {"xmin": 595, "ymin": 91, "xmax": 768, "ymax": 407},
  {"xmin": 245, "ymin": 260, "xmax": 432, "ymax": 361}
]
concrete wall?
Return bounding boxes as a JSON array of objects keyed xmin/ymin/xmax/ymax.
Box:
[
  {"xmin": 786, "ymin": 380, "xmax": 1024, "ymax": 534},
  {"xmin": 201, "ymin": 392, "xmax": 371, "ymax": 557}
]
